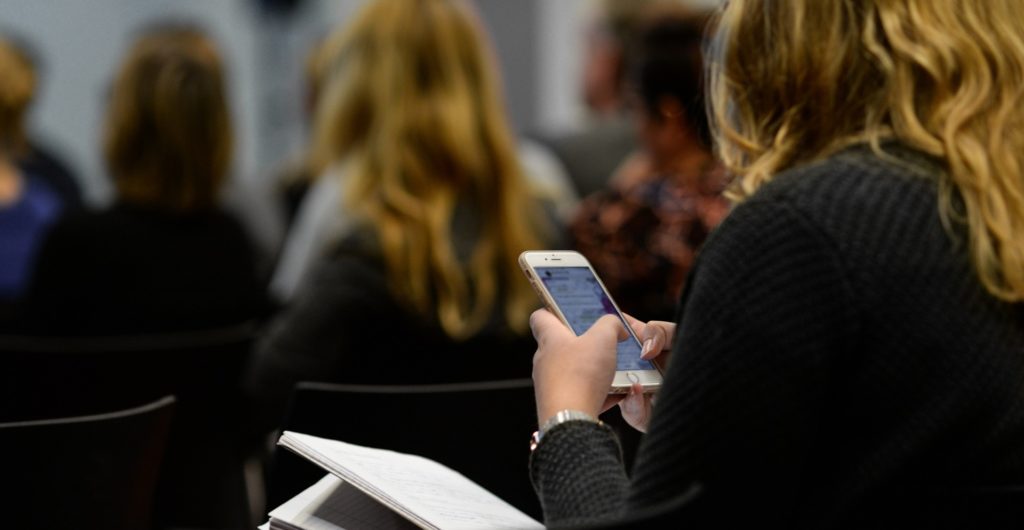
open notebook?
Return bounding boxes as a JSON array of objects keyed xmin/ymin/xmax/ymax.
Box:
[{"xmin": 264, "ymin": 431, "xmax": 544, "ymax": 530}]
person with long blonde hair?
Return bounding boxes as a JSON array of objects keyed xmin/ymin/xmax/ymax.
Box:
[
  {"xmin": 528, "ymin": 1, "xmax": 1024, "ymax": 527},
  {"xmin": 267, "ymin": 0, "xmax": 576, "ymax": 303},
  {"xmin": 246, "ymin": 0, "xmax": 559, "ymax": 427}
]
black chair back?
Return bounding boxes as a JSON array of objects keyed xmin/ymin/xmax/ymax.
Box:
[
  {"xmin": 269, "ymin": 379, "xmax": 541, "ymax": 519},
  {"xmin": 0, "ymin": 395, "xmax": 175, "ymax": 530},
  {"xmin": 0, "ymin": 323, "xmax": 256, "ymax": 529},
  {"xmin": 0, "ymin": 323, "xmax": 254, "ymax": 421}
]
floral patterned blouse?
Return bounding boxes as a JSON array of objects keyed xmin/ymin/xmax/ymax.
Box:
[{"xmin": 570, "ymin": 153, "xmax": 730, "ymax": 321}]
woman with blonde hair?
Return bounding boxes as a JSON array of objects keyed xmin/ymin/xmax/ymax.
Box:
[
  {"xmin": 268, "ymin": 5, "xmax": 575, "ymax": 303},
  {"xmin": 528, "ymin": 1, "xmax": 1024, "ymax": 527},
  {"xmin": 23, "ymin": 25, "xmax": 263, "ymax": 334},
  {"xmin": 245, "ymin": 0, "xmax": 558, "ymax": 423}
]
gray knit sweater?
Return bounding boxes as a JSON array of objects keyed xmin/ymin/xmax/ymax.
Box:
[{"xmin": 530, "ymin": 145, "xmax": 1024, "ymax": 528}]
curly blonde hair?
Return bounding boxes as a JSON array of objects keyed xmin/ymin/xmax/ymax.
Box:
[{"xmin": 711, "ymin": 0, "xmax": 1024, "ymax": 302}]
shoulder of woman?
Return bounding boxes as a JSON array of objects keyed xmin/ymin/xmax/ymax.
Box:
[{"xmin": 749, "ymin": 144, "xmax": 937, "ymax": 212}]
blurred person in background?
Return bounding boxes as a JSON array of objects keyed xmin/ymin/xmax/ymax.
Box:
[
  {"xmin": 268, "ymin": 2, "xmax": 576, "ymax": 304},
  {"xmin": 571, "ymin": 6, "xmax": 728, "ymax": 322},
  {"xmin": 21, "ymin": 24, "xmax": 265, "ymax": 336},
  {"xmin": 244, "ymin": 0, "xmax": 559, "ymax": 430},
  {"xmin": 581, "ymin": 0, "xmax": 652, "ymax": 118},
  {"xmin": 0, "ymin": 35, "xmax": 64, "ymax": 325},
  {"xmin": 2, "ymin": 33, "xmax": 84, "ymax": 213},
  {"xmin": 537, "ymin": 0, "xmax": 653, "ymax": 198}
]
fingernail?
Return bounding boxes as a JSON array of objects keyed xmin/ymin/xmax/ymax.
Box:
[{"xmin": 641, "ymin": 339, "xmax": 654, "ymax": 358}]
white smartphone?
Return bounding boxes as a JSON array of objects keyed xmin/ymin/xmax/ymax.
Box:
[{"xmin": 519, "ymin": 250, "xmax": 663, "ymax": 393}]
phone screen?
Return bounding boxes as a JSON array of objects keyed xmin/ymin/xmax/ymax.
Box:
[{"xmin": 535, "ymin": 266, "xmax": 655, "ymax": 371}]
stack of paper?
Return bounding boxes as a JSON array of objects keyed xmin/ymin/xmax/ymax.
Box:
[{"xmin": 262, "ymin": 431, "xmax": 544, "ymax": 530}]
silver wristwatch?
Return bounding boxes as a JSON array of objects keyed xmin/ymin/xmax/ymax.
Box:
[{"xmin": 529, "ymin": 409, "xmax": 600, "ymax": 451}]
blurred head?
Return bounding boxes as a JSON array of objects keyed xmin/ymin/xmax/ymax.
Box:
[
  {"xmin": 312, "ymin": 0, "xmax": 548, "ymax": 339},
  {"xmin": 0, "ymin": 36, "xmax": 35, "ymax": 159},
  {"xmin": 582, "ymin": 0, "xmax": 654, "ymax": 115},
  {"xmin": 710, "ymin": 0, "xmax": 1024, "ymax": 301},
  {"xmin": 627, "ymin": 7, "xmax": 710, "ymax": 166},
  {"xmin": 104, "ymin": 25, "xmax": 231, "ymax": 212}
]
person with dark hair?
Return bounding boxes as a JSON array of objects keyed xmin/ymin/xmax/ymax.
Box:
[
  {"xmin": 570, "ymin": 7, "xmax": 728, "ymax": 322},
  {"xmin": 536, "ymin": 0, "xmax": 653, "ymax": 199},
  {"xmin": 21, "ymin": 25, "xmax": 264, "ymax": 335}
]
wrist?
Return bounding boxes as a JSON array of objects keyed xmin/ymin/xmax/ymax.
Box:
[
  {"xmin": 530, "ymin": 409, "xmax": 601, "ymax": 452},
  {"xmin": 537, "ymin": 403, "xmax": 598, "ymax": 428},
  {"xmin": 536, "ymin": 388, "xmax": 602, "ymax": 426}
]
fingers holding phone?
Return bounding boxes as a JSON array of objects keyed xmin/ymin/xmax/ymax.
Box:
[
  {"xmin": 623, "ymin": 314, "xmax": 675, "ymax": 370},
  {"xmin": 530, "ymin": 309, "xmax": 623, "ymax": 425},
  {"xmin": 618, "ymin": 315, "xmax": 674, "ymax": 432},
  {"xmin": 519, "ymin": 251, "xmax": 664, "ymax": 395}
]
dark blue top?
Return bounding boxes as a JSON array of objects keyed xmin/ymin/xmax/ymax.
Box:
[{"xmin": 0, "ymin": 176, "xmax": 62, "ymax": 299}]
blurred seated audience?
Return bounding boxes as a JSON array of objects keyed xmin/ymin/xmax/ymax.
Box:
[
  {"xmin": 0, "ymin": 36, "xmax": 64, "ymax": 326},
  {"xmin": 244, "ymin": 0, "xmax": 558, "ymax": 430},
  {"xmin": 571, "ymin": 7, "xmax": 728, "ymax": 322},
  {"xmin": 19, "ymin": 25, "xmax": 266, "ymax": 336}
]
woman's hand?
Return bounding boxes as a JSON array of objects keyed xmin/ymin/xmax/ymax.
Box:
[
  {"xmin": 616, "ymin": 316, "xmax": 676, "ymax": 433},
  {"xmin": 530, "ymin": 309, "xmax": 626, "ymax": 426}
]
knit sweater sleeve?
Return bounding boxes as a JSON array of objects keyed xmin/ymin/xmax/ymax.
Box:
[{"xmin": 530, "ymin": 196, "xmax": 858, "ymax": 526}]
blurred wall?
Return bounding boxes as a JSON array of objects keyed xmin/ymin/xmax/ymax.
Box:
[{"xmin": 536, "ymin": 0, "xmax": 589, "ymax": 134}]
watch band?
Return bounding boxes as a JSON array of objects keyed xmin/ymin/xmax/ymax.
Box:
[{"xmin": 530, "ymin": 409, "xmax": 600, "ymax": 451}]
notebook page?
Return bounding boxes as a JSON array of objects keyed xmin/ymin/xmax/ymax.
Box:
[
  {"xmin": 268, "ymin": 474, "xmax": 417, "ymax": 530},
  {"xmin": 280, "ymin": 432, "xmax": 544, "ymax": 530}
]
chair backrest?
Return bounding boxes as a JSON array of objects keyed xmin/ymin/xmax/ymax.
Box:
[
  {"xmin": 0, "ymin": 395, "xmax": 175, "ymax": 530},
  {"xmin": 0, "ymin": 322, "xmax": 255, "ymax": 421},
  {"xmin": 269, "ymin": 379, "xmax": 541, "ymax": 519},
  {"xmin": 0, "ymin": 324, "xmax": 256, "ymax": 529}
]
